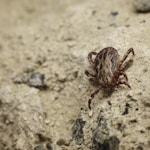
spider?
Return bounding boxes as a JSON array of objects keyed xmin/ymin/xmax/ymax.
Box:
[{"xmin": 85, "ymin": 47, "xmax": 134, "ymax": 109}]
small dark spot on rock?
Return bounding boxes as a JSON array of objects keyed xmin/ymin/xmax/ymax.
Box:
[
  {"xmin": 109, "ymin": 23, "xmax": 117, "ymax": 27},
  {"xmin": 46, "ymin": 142, "xmax": 53, "ymax": 150},
  {"xmin": 72, "ymin": 114, "xmax": 86, "ymax": 145},
  {"xmin": 122, "ymin": 103, "xmax": 130, "ymax": 115},
  {"xmin": 28, "ymin": 72, "xmax": 48, "ymax": 89},
  {"xmin": 97, "ymin": 26, "xmax": 101, "ymax": 30},
  {"xmin": 140, "ymin": 130, "xmax": 145, "ymax": 133},
  {"xmin": 73, "ymin": 71, "xmax": 78, "ymax": 78},
  {"xmin": 146, "ymin": 126, "xmax": 150, "ymax": 130},
  {"xmin": 135, "ymin": 108, "xmax": 139, "ymax": 111},
  {"xmin": 130, "ymin": 119, "xmax": 137, "ymax": 123},
  {"xmin": 92, "ymin": 136, "xmax": 120, "ymax": 150},
  {"xmin": 44, "ymin": 36, "xmax": 49, "ymax": 41},
  {"xmin": 136, "ymin": 145, "xmax": 143, "ymax": 150},
  {"xmin": 107, "ymin": 101, "xmax": 111, "ymax": 106},
  {"xmin": 143, "ymin": 68, "xmax": 148, "ymax": 73},
  {"xmin": 0, "ymin": 99, "xmax": 2, "ymax": 106},
  {"xmin": 35, "ymin": 56, "xmax": 47, "ymax": 65},
  {"xmin": 25, "ymin": 6, "xmax": 35, "ymax": 14},
  {"xmin": 96, "ymin": 110, "xmax": 105, "ymax": 125},
  {"xmin": 126, "ymin": 94, "xmax": 137, "ymax": 101},
  {"xmin": 56, "ymin": 139, "xmax": 70, "ymax": 146},
  {"xmin": 110, "ymin": 11, "xmax": 118, "ymax": 16},
  {"xmin": 34, "ymin": 143, "xmax": 53, "ymax": 150},
  {"xmin": 18, "ymin": 35, "xmax": 23, "ymax": 40},
  {"xmin": 92, "ymin": 10, "xmax": 97, "ymax": 15},
  {"xmin": 57, "ymin": 139, "xmax": 65, "ymax": 146},
  {"xmin": 117, "ymin": 123, "xmax": 125, "ymax": 132},
  {"xmin": 80, "ymin": 107, "xmax": 84, "ymax": 110},
  {"xmin": 143, "ymin": 102, "xmax": 150, "ymax": 107},
  {"xmin": 35, "ymin": 133, "xmax": 52, "ymax": 143},
  {"xmin": 140, "ymin": 20, "xmax": 146, "ymax": 23},
  {"xmin": 125, "ymin": 24, "xmax": 130, "ymax": 28},
  {"xmin": 34, "ymin": 144, "xmax": 44, "ymax": 150}
]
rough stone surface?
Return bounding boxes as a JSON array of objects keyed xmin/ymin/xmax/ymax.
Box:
[
  {"xmin": 72, "ymin": 113, "xmax": 86, "ymax": 145},
  {"xmin": 92, "ymin": 136, "xmax": 120, "ymax": 150},
  {"xmin": 28, "ymin": 72, "xmax": 47, "ymax": 89},
  {"xmin": 134, "ymin": 0, "xmax": 150, "ymax": 12},
  {"xmin": 0, "ymin": 0, "xmax": 150, "ymax": 149}
]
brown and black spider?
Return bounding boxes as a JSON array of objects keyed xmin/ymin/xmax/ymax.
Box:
[{"xmin": 85, "ymin": 47, "xmax": 135, "ymax": 109}]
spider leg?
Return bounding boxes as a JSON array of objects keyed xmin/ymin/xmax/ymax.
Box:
[
  {"xmin": 88, "ymin": 87, "xmax": 102, "ymax": 109},
  {"xmin": 85, "ymin": 70, "xmax": 96, "ymax": 78},
  {"xmin": 120, "ymin": 48, "xmax": 134, "ymax": 67},
  {"xmin": 88, "ymin": 51, "xmax": 97, "ymax": 66},
  {"xmin": 117, "ymin": 80, "xmax": 131, "ymax": 88},
  {"xmin": 120, "ymin": 59, "xmax": 133, "ymax": 71},
  {"xmin": 120, "ymin": 71, "xmax": 128, "ymax": 81}
]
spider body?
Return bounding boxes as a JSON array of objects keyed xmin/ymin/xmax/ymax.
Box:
[{"xmin": 85, "ymin": 47, "xmax": 134, "ymax": 109}]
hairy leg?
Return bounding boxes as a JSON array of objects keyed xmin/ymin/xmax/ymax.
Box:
[
  {"xmin": 88, "ymin": 87, "xmax": 102, "ymax": 109},
  {"xmin": 117, "ymin": 80, "xmax": 131, "ymax": 88},
  {"xmin": 88, "ymin": 51, "xmax": 97, "ymax": 66},
  {"xmin": 85, "ymin": 70, "xmax": 98, "ymax": 84},
  {"xmin": 120, "ymin": 71, "xmax": 128, "ymax": 81},
  {"xmin": 85, "ymin": 70, "xmax": 96, "ymax": 78},
  {"xmin": 120, "ymin": 48, "xmax": 134, "ymax": 67}
]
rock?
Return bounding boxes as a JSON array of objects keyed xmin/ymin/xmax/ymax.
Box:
[
  {"xmin": 28, "ymin": 72, "xmax": 47, "ymax": 89},
  {"xmin": 134, "ymin": 0, "xmax": 150, "ymax": 12},
  {"xmin": 92, "ymin": 111, "xmax": 110, "ymax": 150},
  {"xmin": 56, "ymin": 138, "xmax": 70, "ymax": 146},
  {"xmin": 46, "ymin": 142, "xmax": 53, "ymax": 150},
  {"xmin": 122, "ymin": 103, "xmax": 131, "ymax": 115},
  {"xmin": 34, "ymin": 145, "xmax": 45, "ymax": 150},
  {"xmin": 72, "ymin": 114, "xmax": 86, "ymax": 145},
  {"xmin": 34, "ymin": 143, "xmax": 53, "ymax": 150},
  {"xmin": 92, "ymin": 136, "xmax": 120, "ymax": 150}
]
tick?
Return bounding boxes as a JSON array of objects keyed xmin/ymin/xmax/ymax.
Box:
[{"xmin": 85, "ymin": 47, "xmax": 135, "ymax": 109}]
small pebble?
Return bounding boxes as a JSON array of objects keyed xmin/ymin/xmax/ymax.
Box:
[
  {"xmin": 134, "ymin": 0, "xmax": 150, "ymax": 12},
  {"xmin": 34, "ymin": 145, "xmax": 44, "ymax": 150},
  {"xmin": 56, "ymin": 139, "xmax": 70, "ymax": 146},
  {"xmin": 28, "ymin": 72, "xmax": 47, "ymax": 89},
  {"xmin": 46, "ymin": 142, "xmax": 53, "ymax": 150}
]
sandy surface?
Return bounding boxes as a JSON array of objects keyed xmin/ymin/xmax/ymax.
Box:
[{"xmin": 0, "ymin": 0, "xmax": 150, "ymax": 150}]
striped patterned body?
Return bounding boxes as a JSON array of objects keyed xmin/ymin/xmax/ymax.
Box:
[{"xmin": 94, "ymin": 47, "xmax": 120, "ymax": 87}]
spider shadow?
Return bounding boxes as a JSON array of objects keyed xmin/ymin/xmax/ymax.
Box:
[
  {"xmin": 102, "ymin": 88, "xmax": 115, "ymax": 97},
  {"xmin": 89, "ymin": 80, "xmax": 115, "ymax": 98}
]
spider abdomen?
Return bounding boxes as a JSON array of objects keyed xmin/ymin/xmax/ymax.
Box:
[{"xmin": 95, "ymin": 47, "xmax": 120, "ymax": 85}]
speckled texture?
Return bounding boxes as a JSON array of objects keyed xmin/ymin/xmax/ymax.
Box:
[{"xmin": 0, "ymin": 0, "xmax": 150, "ymax": 150}]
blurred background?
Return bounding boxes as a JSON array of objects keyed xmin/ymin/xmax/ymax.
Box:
[{"xmin": 0, "ymin": 0, "xmax": 150, "ymax": 150}]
